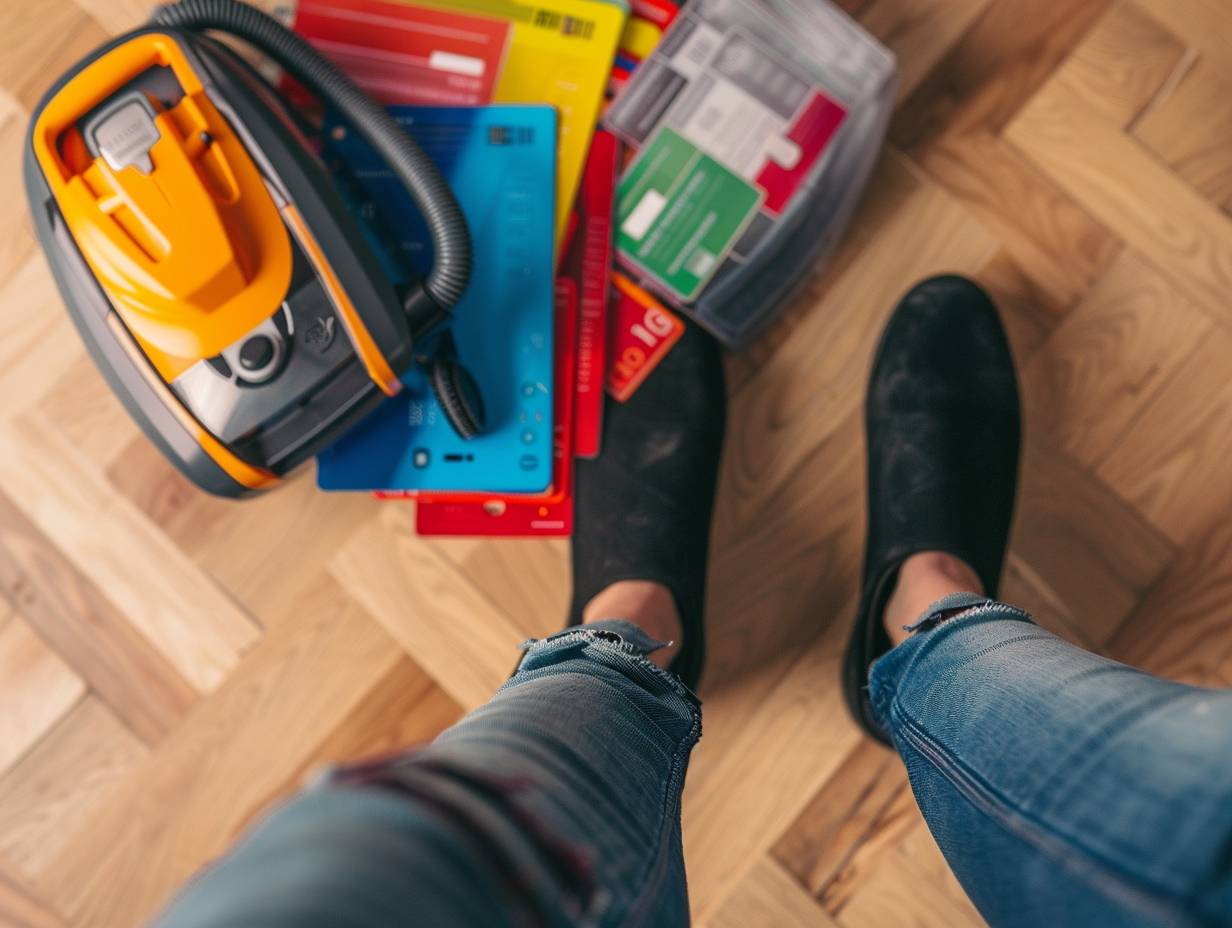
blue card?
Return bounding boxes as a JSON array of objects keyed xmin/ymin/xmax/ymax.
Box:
[{"xmin": 316, "ymin": 105, "xmax": 557, "ymax": 493}]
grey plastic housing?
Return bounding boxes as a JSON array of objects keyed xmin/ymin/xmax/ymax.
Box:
[{"xmin": 24, "ymin": 27, "xmax": 417, "ymax": 497}]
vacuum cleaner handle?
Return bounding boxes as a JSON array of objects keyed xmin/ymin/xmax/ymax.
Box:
[{"xmin": 150, "ymin": 0, "xmax": 472, "ymax": 322}]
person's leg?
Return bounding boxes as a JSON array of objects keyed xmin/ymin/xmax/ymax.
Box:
[
  {"xmin": 872, "ymin": 581, "xmax": 1232, "ymax": 928},
  {"xmin": 156, "ymin": 619, "xmax": 700, "ymax": 928},
  {"xmin": 846, "ymin": 276, "xmax": 1232, "ymax": 927},
  {"xmin": 156, "ymin": 324, "xmax": 725, "ymax": 928}
]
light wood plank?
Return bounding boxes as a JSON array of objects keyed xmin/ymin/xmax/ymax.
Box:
[
  {"xmin": 36, "ymin": 358, "xmax": 138, "ymax": 471},
  {"xmin": 686, "ymin": 607, "xmax": 865, "ymax": 923},
  {"xmin": 859, "ymin": 0, "xmax": 995, "ymax": 103},
  {"xmin": 1135, "ymin": 0, "xmax": 1232, "ymax": 86},
  {"xmin": 0, "ymin": 259, "xmax": 82, "ymax": 423},
  {"xmin": 1005, "ymin": 23, "xmax": 1232, "ymax": 329},
  {"xmin": 708, "ymin": 856, "xmax": 840, "ymax": 928},
  {"xmin": 265, "ymin": 656, "xmax": 462, "ymax": 818},
  {"xmin": 891, "ymin": 0, "xmax": 1115, "ymax": 147},
  {"xmin": 0, "ymin": 611, "xmax": 84, "ymax": 778},
  {"xmin": 1133, "ymin": 56, "xmax": 1232, "ymax": 214},
  {"xmin": 0, "ymin": 1, "xmax": 98, "ymax": 105},
  {"xmin": 0, "ymin": 858, "xmax": 64, "ymax": 928},
  {"xmin": 1107, "ymin": 517, "xmax": 1232, "ymax": 685},
  {"xmin": 1021, "ymin": 250, "xmax": 1213, "ymax": 471},
  {"xmin": 1005, "ymin": 441, "xmax": 1175, "ymax": 648},
  {"xmin": 836, "ymin": 845, "xmax": 986, "ymax": 927},
  {"xmin": 773, "ymin": 739, "xmax": 911, "ymax": 897},
  {"xmin": 0, "ymin": 417, "xmax": 260, "ymax": 693},
  {"xmin": 0, "ymin": 488, "xmax": 198, "ymax": 744},
  {"xmin": 1095, "ymin": 332, "xmax": 1232, "ymax": 545},
  {"xmin": 428, "ymin": 536, "xmax": 571, "ymax": 640},
  {"xmin": 107, "ymin": 439, "xmax": 374, "ymax": 625},
  {"xmin": 1049, "ymin": 2, "xmax": 1186, "ymax": 126},
  {"xmin": 68, "ymin": 0, "xmax": 155, "ymax": 34},
  {"xmin": 33, "ymin": 575, "xmax": 403, "ymax": 927},
  {"xmin": 331, "ymin": 506, "xmax": 529, "ymax": 710},
  {"xmin": 908, "ymin": 130, "xmax": 1120, "ymax": 313},
  {"xmin": 0, "ymin": 697, "xmax": 146, "ymax": 883},
  {"xmin": 0, "ymin": 114, "xmax": 36, "ymax": 285}
]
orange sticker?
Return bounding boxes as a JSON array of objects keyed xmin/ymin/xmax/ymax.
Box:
[{"xmin": 607, "ymin": 272, "xmax": 684, "ymax": 402}]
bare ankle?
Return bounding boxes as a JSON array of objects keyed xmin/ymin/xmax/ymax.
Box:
[
  {"xmin": 882, "ymin": 552, "xmax": 984, "ymax": 647},
  {"xmin": 582, "ymin": 581, "xmax": 683, "ymax": 668}
]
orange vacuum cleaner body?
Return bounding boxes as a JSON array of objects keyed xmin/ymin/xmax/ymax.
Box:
[{"xmin": 24, "ymin": 4, "xmax": 472, "ymax": 497}]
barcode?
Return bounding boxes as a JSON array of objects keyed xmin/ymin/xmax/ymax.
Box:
[
  {"xmin": 532, "ymin": 9, "xmax": 595, "ymax": 39},
  {"xmin": 488, "ymin": 125, "xmax": 536, "ymax": 146}
]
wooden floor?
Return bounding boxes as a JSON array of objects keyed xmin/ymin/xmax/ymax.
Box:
[{"xmin": 3, "ymin": 0, "xmax": 1232, "ymax": 924}]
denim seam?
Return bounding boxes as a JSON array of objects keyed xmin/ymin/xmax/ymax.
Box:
[
  {"xmin": 892, "ymin": 708, "xmax": 1204, "ymax": 927},
  {"xmin": 627, "ymin": 693, "xmax": 702, "ymax": 928},
  {"xmin": 516, "ymin": 627, "xmax": 702, "ymax": 927}
]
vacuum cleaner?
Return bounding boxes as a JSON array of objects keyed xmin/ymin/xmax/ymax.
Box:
[{"xmin": 24, "ymin": 0, "xmax": 482, "ymax": 498}]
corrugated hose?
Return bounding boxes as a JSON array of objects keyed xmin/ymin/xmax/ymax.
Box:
[{"xmin": 150, "ymin": 0, "xmax": 472, "ymax": 317}]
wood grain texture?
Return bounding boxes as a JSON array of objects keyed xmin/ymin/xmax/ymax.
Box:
[
  {"xmin": 0, "ymin": 488, "xmax": 198, "ymax": 744},
  {"xmin": 0, "ymin": 260, "xmax": 82, "ymax": 422},
  {"xmin": 1095, "ymin": 330, "xmax": 1232, "ymax": 546},
  {"xmin": 0, "ymin": 611, "xmax": 84, "ymax": 778},
  {"xmin": 1021, "ymin": 250, "xmax": 1213, "ymax": 471},
  {"xmin": 773, "ymin": 739, "xmax": 910, "ymax": 897},
  {"xmin": 7, "ymin": 0, "xmax": 1232, "ymax": 925},
  {"xmin": 0, "ymin": 115, "xmax": 36, "ymax": 285},
  {"xmin": 1133, "ymin": 57, "xmax": 1232, "ymax": 214},
  {"xmin": 1048, "ymin": 2, "xmax": 1186, "ymax": 126},
  {"xmin": 859, "ymin": 0, "xmax": 995, "ymax": 103},
  {"xmin": 1004, "ymin": 441, "xmax": 1176, "ymax": 648},
  {"xmin": 331, "ymin": 508, "xmax": 532, "ymax": 710},
  {"xmin": 708, "ymin": 857, "xmax": 840, "ymax": 928},
  {"xmin": 0, "ymin": 417, "xmax": 260, "ymax": 692},
  {"xmin": 33, "ymin": 576, "xmax": 404, "ymax": 927},
  {"xmin": 1005, "ymin": 9, "xmax": 1232, "ymax": 328},
  {"xmin": 0, "ymin": 859, "xmax": 64, "ymax": 928},
  {"xmin": 0, "ymin": 698, "xmax": 146, "ymax": 883},
  {"xmin": 1107, "ymin": 517, "xmax": 1232, "ymax": 686}
]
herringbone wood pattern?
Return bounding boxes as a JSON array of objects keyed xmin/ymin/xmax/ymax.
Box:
[{"xmin": 2, "ymin": 1, "xmax": 1232, "ymax": 924}]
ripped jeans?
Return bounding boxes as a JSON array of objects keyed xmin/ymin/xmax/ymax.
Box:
[
  {"xmin": 155, "ymin": 620, "xmax": 699, "ymax": 928},
  {"xmin": 870, "ymin": 593, "xmax": 1232, "ymax": 927},
  {"xmin": 158, "ymin": 604, "xmax": 1232, "ymax": 928}
]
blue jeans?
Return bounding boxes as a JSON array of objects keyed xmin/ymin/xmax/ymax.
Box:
[{"xmin": 158, "ymin": 606, "xmax": 1232, "ymax": 927}]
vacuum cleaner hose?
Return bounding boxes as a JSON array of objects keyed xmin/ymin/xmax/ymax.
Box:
[{"xmin": 150, "ymin": 0, "xmax": 472, "ymax": 315}]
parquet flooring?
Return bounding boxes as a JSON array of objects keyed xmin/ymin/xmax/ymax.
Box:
[{"xmin": 3, "ymin": 1, "xmax": 1232, "ymax": 924}]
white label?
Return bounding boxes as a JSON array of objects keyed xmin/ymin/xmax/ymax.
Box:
[
  {"xmin": 669, "ymin": 21, "xmax": 724, "ymax": 80},
  {"xmin": 672, "ymin": 77, "xmax": 788, "ymax": 180},
  {"xmin": 622, "ymin": 189, "xmax": 667, "ymax": 241},
  {"xmin": 428, "ymin": 50, "xmax": 486, "ymax": 77}
]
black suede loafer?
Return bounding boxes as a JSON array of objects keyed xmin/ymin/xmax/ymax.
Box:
[
  {"xmin": 843, "ymin": 275, "xmax": 1021, "ymax": 743},
  {"xmin": 569, "ymin": 322, "xmax": 726, "ymax": 692}
]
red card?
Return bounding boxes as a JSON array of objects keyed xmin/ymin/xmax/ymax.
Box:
[
  {"xmin": 413, "ymin": 279, "xmax": 578, "ymax": 536},
  {"xmin": 607, "ymin": 272, "xmax": 684, "ymax": 403},
  {"xmin": 569, "ymin": 132, "xmax": 618, "ymax": 458},
  {"xmin": 755, "ymin": 91, "xmax": 848, "ymax": 215},
  {"xmin": 291, "ymin": 0, "xmax": 509, "ymax": 107}
]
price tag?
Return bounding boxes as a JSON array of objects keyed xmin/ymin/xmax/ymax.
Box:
[{"xmin": 606, "ymin": 272, "xmax": 685, "ymax": 402}]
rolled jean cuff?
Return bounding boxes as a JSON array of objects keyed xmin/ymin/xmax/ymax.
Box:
[{"xmin": 867, "ymin": 597, "xmax": 1035, "ymax": 734}]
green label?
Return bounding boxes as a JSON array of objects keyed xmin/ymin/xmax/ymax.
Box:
[{"xmin": 616, "ymin": 127, "xmax": 763, "ymax": 302}]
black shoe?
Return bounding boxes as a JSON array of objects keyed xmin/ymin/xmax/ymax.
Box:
[
  {"xmin": 844, "ymin": 275, "xmax": 1021, "ymax": 743},
  {"xmin": 569, "ymin": 322, "xmax": 726, "ymax": 692}
]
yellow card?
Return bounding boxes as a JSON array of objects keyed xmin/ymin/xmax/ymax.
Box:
[{"xmin": 415, "ymin": 0, "xmax": 628, "ymax": 247}]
